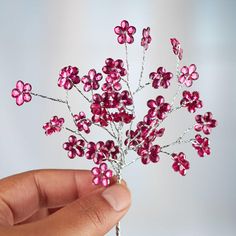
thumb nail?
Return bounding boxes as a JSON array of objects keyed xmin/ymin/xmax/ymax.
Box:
[{"xmin": 102, "ymin": 184, "xmax": 131, "ymax": 212}]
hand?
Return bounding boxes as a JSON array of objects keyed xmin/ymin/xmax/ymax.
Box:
[{"xmin": 0, "ymin": 169, "xmax": 131, "ymax": 236}]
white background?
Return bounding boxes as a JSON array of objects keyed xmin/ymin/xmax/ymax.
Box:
[{"xmin": 0, "ymin": 0, "xmax": 235, "ymax": 235}]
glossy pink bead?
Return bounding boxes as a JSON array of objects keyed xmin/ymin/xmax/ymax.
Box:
[
  {"xmin": 149, "ymin": 67, "xmax": 173, "ymax": 89},
  {"xmin": 111, "ymin": 110, "xmax": 134, "ymax": 124},
  {"xmin": 81, "ymin": 69, "xmax": 102, "ymax": 92},
  {"xmin": 86, "ymin": 141, "xmax": 107, "ymax": 164},
  {"xmin": 194, "ymin": 112, "xmax": 218, "ymax": 135},
  {"xmin": 11, "ymin": 80, "xmax": 32, "ymax": 106},
  {"xmin": 180, "ymin": 91, "xmax": 203, "ymax": 113},
  {"xmin": 172, "ymin": 152, "xmax": 190, "ymax": 176},
  {"xmin": 74, "ymin": 112, "xmax": 92, "ymax": 134},
  {"xmin": 63, "ymin": 135, "xmax": 85, "ymax": 159},
  {"xmin": 58, "ymin": 66, "xmax": 80, "ymax": 90},
  {"xmin": 91, "ymin": 162, "xmax": 113, "ymax": 187},
  {"xmin": 102, "ymin": 58, "xmax": 127, "ymax": 79},
  {"xmin": 104, "ymin": 140, "xmax": 120, "ymax": 160},
  {"xmin": 170, "ymin": 38, "xmax": 183, "ymax": 60},
  {"xmin": 141, "ymin": 27, "xmax": 152, "ymax": 50},
  {"xmin": 147, "ymin": 96, "xmax": 171, "ymax": 120},
  {"xmin": 114, "ymin": 20, "xmax": 136, "ymax": 44},
  {"xmin": 86, "ymin": 140, "xmax": 119, "ymax": 164},
  {"xmin": 137, "ymin": 142, "xmax": 161, "ymax": 164},
  {"xmin": 102, "ymin": 58, "xmax": 126, "ymax": 92},
  {"xmin": 43, "ymin": 116, "xmax": 64, "ymax": 135},
  {"xmin": 178, "ymin": 64, "xmax": 199, "ymax": 87},
  {"xmin": 192, "ymin": 134, "xmax": 211, "ymax": 157}
]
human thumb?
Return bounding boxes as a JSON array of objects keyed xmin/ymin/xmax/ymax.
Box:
[{"xmin": 13, "ymin": 183, "xmax": 131, "ymax": 236}]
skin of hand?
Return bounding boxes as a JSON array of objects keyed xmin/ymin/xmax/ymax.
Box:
[{"xmin": 0, "ymin": 169, "xmax": 131, "ymax": 236}]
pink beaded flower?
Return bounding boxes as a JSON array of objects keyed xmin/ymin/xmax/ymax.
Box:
[
  {"xmin": 120, "ymin": 90, "xmax": 133, "ymax": 107},
  {"xmin": 124, "ymin": 122, "xmax": 164, "ymax": 148},
  {"xmin": 111, "ymin": 110, "xmax": 134, "ymax": 124},
  {"xmin": 192, "ymin": 134, "xmax": 210, "ymax": 157},
  {"xmin": 11, "ymin": 20, "xmax": 218, "ymax": 193},
  {"xmin": 195, "ymin": 112, "xmax": 217, "ymax": 135},
  {"xmin": 102, "ymin": 58, "xmax": 127, "ymax": 78},
  {"xmin": 114, "ymin": 20, "xmax": 136, "ymax": 44},
  {"xmin": 172, "ymin": 152, "xmax": 190, "ymax": 176},
  {"xmin": 81, "ymin": 69, "xmax": 102, "ymax": 92},
  {"xmin": 86, "ymin": 141, "xmax": 109, "ymax": 164},
  {"xmin": 178, "ymin": 64, "xmax": 199, "ymax": 87},
  {"xmin": 141, "ymin": 27, "xmax": 152, "ymax": 50},
  {"xmin": 90, "ymin": 93, "xmax": 113, "ymax": 126},
  {"xmin": 104, "ymin": 140, "xmax": 120, "ymax": 160},
  {"xmin": 63, "ymin": 135, "xmax": 85, "ymax": 159},
  {"xmin": 91, "ymin": 163, "xmax": 113, "ymax": 187},
  {"xmin": 74, "ymin": 112, "xmax": 92, "ymax": 134},
  {"xmin": 147, "ymin": 96, "xmax": 171, "ymax": 120},
  {"xmin": 43, "ymin": 116, "xmax": 64, "ymax": 135},
  {"xmin": 11, "ymin": 80, "xmax": 32, "ymax": 106},
  {"xmin": 137, "ymin": 142, "xmax": 161, "ymax": 164},
  {"xmin": 180, "ymin": 91, "xmax": 203, "ymax": 113},
  {"xmin": 58, "ymin": 66, "xmax": 80, "ymax": 90},
  {"xmin": 149, "ymin": 67, "xmax": 173, "ymax": 89},
  {"xmin": 170, "ymin": 38, "xmax": 183, "ymax": 60}
]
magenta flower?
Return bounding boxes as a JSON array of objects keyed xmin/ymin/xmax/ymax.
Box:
[
  {"xmin": 58, "ymin": 66, "xmax": 80, "ymax": 90},
  {"xmin": 102, "ymin": 92, "xmax": 121, "ymax": 109},
  {"xmin": 120, "ymin": 90, "xmax": 133, "ymax": 107},
  {"xmin": 147, "ymin": 96, "xmax": 171, "ymax": 120},
  {"xmin": 102, "ymin": 58, "xmax": 126, "ymax": 92},
  {"xmin": 137, "ymin": 142, "xmax": 161, "ymax": 164},
  {"xmin": 74, "ymin": 112, "xmax": 92, "ymax": 134},
  {"xmin": 141, "ymin": 27, "xmax": 152, "ymax": 50},
  {"xmin": 137, "ymin": 121, "xmax": 165, "ymax": 142},
  {"xmin": 170, "ymin": 38, "xmax": 183, "ymax": 60},
  {"xmin": 90, "ymin": 93, "xmax": 113, "ymax": 127},
  {"xmin": 149, "ymin": 67, "xmax": 173, "ymax": 89},
  {"xmin": 63, "ymin": 135, "xmax": 85, "ymax": 159},
  {"xmin": 91, "ymin": 163, "xmax": 113, "ymax": 187},
  {"xmin": 104, "ymin": 140, "xmax": 120, "ymax": 160},
  {"xmin": 192, "ymin": 134, "xmax": 210, "ymax": 157},
  {"xmin": 195, "ymin": 112, "xmax": 218, "ymax": 135},
  {"xmin": 178, "ymin": 64, "xmax": 199, "ymax": 87},
  {"xmin": 172, "ymin": 152, "xmax": 190, "ymax": 176},
  {"xmin": 86, "ymin": 141, "xmax": 109, "ymax": 164},
  {"xmin": 11, "ymin": 80, "xmax": 32, "ymax": 106},
  {"xmin": 180, "ymin": 91, "xmax": 203, "ymax": 113},
  {"xmin": 81, "ymin": 69, "xmax": 102, "ymax": 92},
  {"xmin": 43, "ymin": 116, "xmax": 64, "ymax": 135},
  {"xmin": 114, "ymin": 20, "xmax": 136, "ymax": 44},
  {"xmin": 102, "ymin": 58, "xmax": 127, "ymax": 92},
  {"xmin": 111, "ymin": 110, "xmax": 134, "ymax": 124}
]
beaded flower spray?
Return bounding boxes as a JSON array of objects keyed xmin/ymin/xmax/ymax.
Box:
[{"xmin": 11, "ymin": 20, "xmax": 217, "ymax": 235}]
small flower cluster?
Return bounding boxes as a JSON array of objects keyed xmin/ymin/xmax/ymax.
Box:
[{"xmin": 11, "ymin": 20, "xmax": 217, "ymax": 187}]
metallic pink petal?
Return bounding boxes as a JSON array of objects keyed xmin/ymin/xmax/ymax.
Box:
[
  {"xmin": 11, "ymin": 89, "xmax": 20, "ymax": 98},
  {"xmin": 16, "ymin": 94, "xmax": 24, "ymax": 106},
  {"xmin": 16, "ymin": 80, "xmax": 24, "ymax": 91},
  {"xmin": 189, "ymin": 64, "xmax": 197, "ymax": 74},
  {"xmin": 185, "ymin": 79, "xmax": 193, "ymax": 87},
  {"xmin": 114, "ymin": 26, "xmax": 122, "ymax": 35},
  {"xmin": 23, "ymin": 93, "xmax": 32, "ymax": 102},
  {"xmin": 24, "ymin": 83, "xmax": 32, "ymax": 91},
  {"xmin": 118, "ymin": 34, "xmax": 126, "ymax": 44},
  {"xmin": 181, "ymin": 66, "xmax": 189, "ymax": 74},
  {"xmin": 121, "ymin": 20, "xmax": 129, "ymax": 30},
  {"xmin": 178, "ymin": 74, "xmax": 186, "ymax": 84}
]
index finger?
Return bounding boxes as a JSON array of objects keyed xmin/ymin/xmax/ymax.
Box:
[{"xmin": 0, "ymin": 169, "xmax": 99, "ymax": 225}]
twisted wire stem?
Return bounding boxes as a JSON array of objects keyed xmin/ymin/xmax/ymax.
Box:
[
  {"xmin": 31, "ymin": 92, "xmax": 66, "ymax": 103},
  {"xmin": 115, "ymin": 171, "xmax": 122, "ymax": 236}
]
